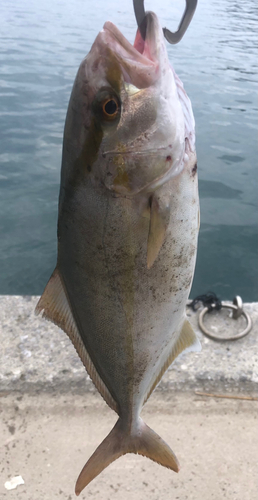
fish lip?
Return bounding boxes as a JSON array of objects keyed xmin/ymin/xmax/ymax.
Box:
[
  {"xmin": 103, "ymin": 11, "xmax": 164, "ymax": 65},
  {"xmin": 96, "ymin": 12, "xmax": 166, "ymax": 89},
  {"xmin": 102, "ymin": 22, "xmax": 150, "ymax": 65}
]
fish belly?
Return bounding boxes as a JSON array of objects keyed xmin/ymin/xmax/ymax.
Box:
[{"xmin": 57, "ymin": 154, "xmax": 199, "ymax": 419}]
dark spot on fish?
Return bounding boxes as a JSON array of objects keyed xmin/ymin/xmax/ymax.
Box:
[
  {"xmin": 106, "ymin": 172, "xmax": 112, "ymax": 177},
  {"xmin": 192, "ymin": 163, "xmax": 197, "ymax": 176},
  {"xmin": 166, "ymin": 155, "xmax": 172, "ymax": 162},
  {"xmin": 87, "ymin": 165, "xmax": 91, "ymax": 172},
  {"xmin": 62, "ymin": 116, "xmax": 103, "ymax": 198},
  {"xmin": 8, "ymin": 425, "xmax": 15, "ymax": 435}
]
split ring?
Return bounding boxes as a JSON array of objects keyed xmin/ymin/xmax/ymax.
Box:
[{"xmin": 199, "ymin": 303, "xmax": 252, "ymax": 341}]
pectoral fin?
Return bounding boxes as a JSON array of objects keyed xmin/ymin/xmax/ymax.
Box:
[{"xmin": 147, "ymin": 194, "xmax": 170, "ymax": 269}]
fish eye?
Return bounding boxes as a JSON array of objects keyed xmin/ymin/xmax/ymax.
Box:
[
  {"xmin": 92, "ymin": 89, "xmax": 121, "ymax": 124},
  {"xmin": 102, "ymin": 98, "xmax": 119, "ymax": 119}
]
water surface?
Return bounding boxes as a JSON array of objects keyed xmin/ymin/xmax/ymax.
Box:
[{"xmin": 0, "ymin": 0, "xmax": 257, "ymax": 300}]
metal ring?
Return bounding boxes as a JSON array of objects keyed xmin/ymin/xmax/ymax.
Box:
[
  {"xmin": 232, "ymin": 295, "xmax": 243, "ymax": 319},
  {"xmin": 199, "ymin": 303, "xmax": 252, "ymax": 341}
]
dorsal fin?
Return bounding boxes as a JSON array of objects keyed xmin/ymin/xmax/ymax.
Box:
[
  {"xmin": 143, "ymin": 318, "xmax": 201, "ymax": 404},
  {"xmin": 35, "ymin": 268, "xmax": 118, "ymax": 413}
]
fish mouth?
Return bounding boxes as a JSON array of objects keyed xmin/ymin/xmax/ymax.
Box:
[{"xmin": 101, "ymin": 12, "xmax": 166, "ymax": 88}]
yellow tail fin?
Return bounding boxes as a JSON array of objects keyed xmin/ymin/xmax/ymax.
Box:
[{"xmin": 75, "ymin": 417, "xmax": 179, "ymax": 495}]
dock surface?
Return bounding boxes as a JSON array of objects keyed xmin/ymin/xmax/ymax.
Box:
[{"xmin": 0, "ymin": 296, "xmax": 257, "ymax": 499}]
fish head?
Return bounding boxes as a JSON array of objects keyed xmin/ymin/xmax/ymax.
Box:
[{"xmin": 62, "ymin": 12, "xmax": 194, "ymax": 197}]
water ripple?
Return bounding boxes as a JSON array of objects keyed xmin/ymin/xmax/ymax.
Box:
[{"xmin": 0, "ymin": 0, "xmax": 257, "ymax": 299}]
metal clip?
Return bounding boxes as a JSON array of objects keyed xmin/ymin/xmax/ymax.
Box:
[
  {"xmin": 198, "ymin": 296, "xmax": 252, "ymax": 341},
  {"xmin": 133, "ymin": 0, "xmax": 198, "ymax": 43}
]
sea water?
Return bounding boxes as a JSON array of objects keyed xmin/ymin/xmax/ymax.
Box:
[{"xmin": 0, "ymin": 0, "xmax": 257, "ymax": 300}]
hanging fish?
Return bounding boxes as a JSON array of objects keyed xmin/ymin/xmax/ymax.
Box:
[{"xmin": 36, "ymin": 11, "xmax": 200, "ymax": 495}]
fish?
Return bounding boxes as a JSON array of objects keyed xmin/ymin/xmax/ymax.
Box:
[{"xmin": 35, "ymin": 11, "xmax": 201, "ymax": 495}]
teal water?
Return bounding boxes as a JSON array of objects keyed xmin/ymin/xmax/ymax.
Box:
[{"xmin": 0, "ymin": 0, "xmax": 257, "ymax": 300}]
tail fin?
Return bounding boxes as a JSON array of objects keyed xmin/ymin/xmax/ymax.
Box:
[{"xmin": 75, "ymin": 417, "xmax": 179, "ymax": 495}]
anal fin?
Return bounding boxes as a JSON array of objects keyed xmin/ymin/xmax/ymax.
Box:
[
  {"xmin": 35, "ymin": 268, "xmax": 118, "ymax": 413},
  {"xmin": 144, "ymin": 318, "xmax": 201, "ymax": 404}
]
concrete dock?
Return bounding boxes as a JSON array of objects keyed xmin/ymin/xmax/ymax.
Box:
[
  {"xmin": 0, "ymin": 296, "xmax": 257, "ymax": 499},
  {"xmin": 1, "ymin": 296, "xmax": 257, "ymax": 394}
]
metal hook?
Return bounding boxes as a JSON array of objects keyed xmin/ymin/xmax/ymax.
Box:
[{"xmin": 133, "ymin": 0, "xmax": 198, "ymax": 44}]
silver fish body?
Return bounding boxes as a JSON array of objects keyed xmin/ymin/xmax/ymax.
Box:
[{"xmin": 36, "ymin": 12, "xmax": 200, "ymax": 495}]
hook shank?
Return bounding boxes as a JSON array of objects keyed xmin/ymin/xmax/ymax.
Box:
[{"xmin": 133, "ymin": 0, "xmax": 198, "ymax": 44}]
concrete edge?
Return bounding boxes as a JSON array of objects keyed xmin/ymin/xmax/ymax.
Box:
[{"xmin": 0, "ymin": 296, "xmax": 257, "ymax": 394}]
